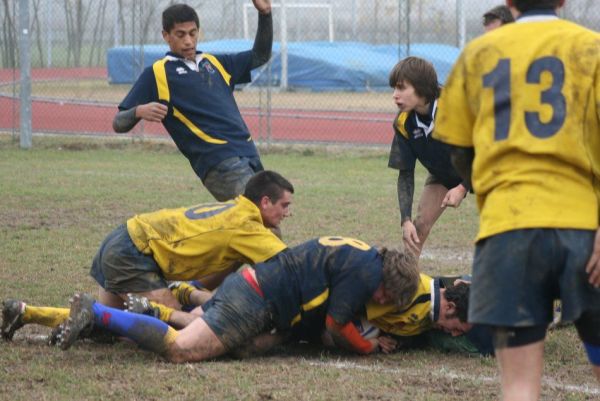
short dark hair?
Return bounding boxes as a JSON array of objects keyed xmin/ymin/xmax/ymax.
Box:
[
  {"xmin": 162, "ymin": 4, "xmax": 199, "ymax": 32},
  {"xmin": 388, "ymin": 57, "xmax": 440, "ymax": 104},
  {"xmin": 513, "ymin": 0, "xmax": 563, "ymax": 12},
  {"xmin": 243, "ymin": 170, "xmax": 294, "ymax": 205},
  {"xmin": 483, "ymin": 5, "xmax": 515, "ymax": 25},
  {"xmin": 443, "ymin": 282, "xmax": 470, "ymax": 322}
]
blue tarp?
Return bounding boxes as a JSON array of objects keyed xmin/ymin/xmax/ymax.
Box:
[{"xmin": 107, "ymin": 40, "xmax": 460, "ymax": 91}]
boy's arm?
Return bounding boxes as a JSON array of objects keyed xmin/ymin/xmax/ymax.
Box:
[
  {"xmin": 250, "ymin": 10, "xmax": 273, "ymax": 68},
  {"xmin": 397, "ymin": 170, "xmax": 415, "ymax": 224},
  {"xmin": 112, "ymin": 107, "xmax": 140, "ymax": 133},
  {"xmin": 112, "ymin": 103, "xmax": 168, "ymax": 133}
]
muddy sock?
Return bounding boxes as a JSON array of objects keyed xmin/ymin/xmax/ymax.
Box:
[
  {"xmin": 92, "ymin": 302, "xmax": 177, "ymax": 354},
  {"xmin": 23, "ymin": 306, "xmax": 69, "ymax": 327}
]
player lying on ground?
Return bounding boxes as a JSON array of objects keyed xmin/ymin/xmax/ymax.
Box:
[
  {"xmin": 132, "ymin": 273, "xmax": 493, "ymax": 356},
  {"xmin": 56, "ymin": 237, "xmax": 420, "ymax": 362},
  {"xmin": 1, "ymin": 171, "xmax": 293, "ymax": 341},
  {"xmin": 305, "ymin": 275, "xmax": 493, "ymax": 356}
]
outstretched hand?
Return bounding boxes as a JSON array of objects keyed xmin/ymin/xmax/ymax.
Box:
[
  {"xmin": 252, "ymin": 0, "xmax": 272, "ymax": 14},
  {"xmin": 441, "ymin": 184, "xmax": 467, "ymax": 208},
  {"xmin": 377, "ymin": 335, "xmax": 397, "ymax": 354},
  {"xmin": 402, "ymin": 220, "xmax": 421, "ymax": 256},
  {"xmin": 586, "ymin": 228, "xmax": 600, "ymax": 288}
]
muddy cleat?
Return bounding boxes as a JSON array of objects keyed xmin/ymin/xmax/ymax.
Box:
[
  {"xmin": 47, "ymin": 323, "xmax": 64, "ymax": 346},
  {"xmin": 1, "ymin": 300, "xmax": 26, "ymax": 341},
  {"xmin": 58, "ymin": 293, "xmax": 95, "ymax": 350},
  {"xmin": 49, "ymin": 322, "xmax": 115, "ymax": 346},
  {"xmin": 124, "ymin": 293, "xmax": 160, "ymax": 318}
]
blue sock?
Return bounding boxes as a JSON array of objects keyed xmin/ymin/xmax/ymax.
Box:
[
  {"xmin": 584, "ymin": 342, "xmax": 600, "ymax": 366},
  {"xmin": 91, "ymin": 303, "xmax": 171, "ymax": 351}
]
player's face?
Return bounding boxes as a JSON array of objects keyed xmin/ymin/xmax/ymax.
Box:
[
  {"xmin": 162, "ymin": 21, "xmax": 199, "ymax": 61},
  {"xmin": 392, "ymin": 81, "xmax": 428, "ymax": 114},
  {"xmin": 434, "ymin": 315, "xmax": 473, "ymax": 337},
  {"xmin": 261, "ymin": 190, "xmax": 293, "ymax": 228},
  {"xmin": 371, "ymin": 284, "xmax": 389, "ymax": 305}
]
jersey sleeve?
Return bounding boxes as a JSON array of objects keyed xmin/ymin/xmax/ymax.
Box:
[
  {"xmin": 388, "ymin": 128, "xmax": 417, "ymax": 171},
  {"xmin": 118, "ymin": 67, "xmax": 158, "ymax": 111},
  {"xmin": 229, "ymin": 223, "xmax": 287, "ymax": 264},
  {"xmin": 327, "ymin": 263, "xmax": 382, "ymax": 325},
  {"xmin": 433, "ymin": 53, "xmax": 475, "ymax": 147},
  {"xmin": 215, "ymin": 51, "xmax": 253, "ymax": 87}
]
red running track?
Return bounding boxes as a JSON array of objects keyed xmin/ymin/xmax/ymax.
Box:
[{"xmin": 0, "ymin": 68, "xmax": 395, "ymax": 145}]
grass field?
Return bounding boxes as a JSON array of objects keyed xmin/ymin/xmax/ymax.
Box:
[{"xmin": 0, "ymin": 134, "xmax": 598, "ymax": 401}]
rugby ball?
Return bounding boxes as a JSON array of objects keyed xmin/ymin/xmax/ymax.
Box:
[{"xmin": 353, "ymin": 318, "xmax": 380, "ymax": 340}]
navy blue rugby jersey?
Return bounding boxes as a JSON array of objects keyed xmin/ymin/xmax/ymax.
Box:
[
  {"xmin": 388, "ymin": 99, "xmax": 462, "ymax": 188},
  {"xmin": 119, "ymin": 50, "xmax": 259, "ymax": 180},
  {"xmin": 255, "ymin": 236, "xmax": 383, "ymax": 332}
]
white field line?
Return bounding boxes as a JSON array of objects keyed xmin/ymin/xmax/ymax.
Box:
[{"xmin": 305, "ymin": 359, "xmax": 600, "ymax": 396}]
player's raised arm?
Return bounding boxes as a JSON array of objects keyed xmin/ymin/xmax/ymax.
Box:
[
  {"xmin": 252, "ymin": 0, "xmax": 271, "ymax": 14},
  {"xmin": 250, "ymin": 0, "xmax": 273, "ymax": 69}
]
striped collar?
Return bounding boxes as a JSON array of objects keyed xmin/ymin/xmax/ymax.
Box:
[
  {"xmin": 430, "ymin": 278, "xmax": 441, "ymax": 322},
  {"xmin": 165, "ymin": 51, "xmax": 204, "ymax": 72}
]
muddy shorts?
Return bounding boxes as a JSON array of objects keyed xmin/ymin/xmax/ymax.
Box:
[
  {"xmin": 202, "ymin": 156, "xmax": 264, "ymax": 202},
  {"xmin": 469, "ymin": 228, "xmax": 600, "ymax": 328},
  {"xmin": 89, "ymin": 224, "xmax": 167, "ymax": 294},
  {"xmin": 201, "ymin": 272, "xmax": 273, "ymax": 350}
]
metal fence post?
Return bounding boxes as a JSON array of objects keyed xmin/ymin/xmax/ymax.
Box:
[{"xmin": 19, "ymin": 0, "xmax": 32, "ymax": 149}]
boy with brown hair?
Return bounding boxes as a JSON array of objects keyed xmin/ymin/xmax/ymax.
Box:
[{"xmin": 387, "ymin": 57, "xmax": 469, "ymax": 256}]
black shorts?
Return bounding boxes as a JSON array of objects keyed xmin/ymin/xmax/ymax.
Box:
[
  {"xmin": 469, "ymin": 228, "xmax": 600, "ymax": 327},
  {"xmin": 89, "ymin": 225, "xmax": 167, "ymax": 294},
  {"xmin": 201, "ymin": 272, "xmax": 273, "ymax": 350}
]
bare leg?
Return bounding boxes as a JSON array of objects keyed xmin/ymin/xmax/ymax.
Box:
[
  {"xmin": 168, "ymin": 306, "xmax": 204, "ymax": 329},
  {"xmin": 97, "ymin": 287, "xmax": 126, "ymax": 308},
  {"xmin": 100, "ymin": 286, "xmax": 182, "ymax": 310},
  {"xmin": 412, "ymin": 183, "xmax": 449, "ymax": 256},
  {"xmin": 127, "ymin": 288, "xmax": 181, "ymax": 309},
  {"xmin": 166, "ymin": 317, "xmax": 227, "ymax": 363},
  {"xmin": 189, "ymin": 289, "xmax": 214, "ymax": 306},
  {"xmin": 496, "ymin": 340, "xmax": 544, "ymax": 401}
]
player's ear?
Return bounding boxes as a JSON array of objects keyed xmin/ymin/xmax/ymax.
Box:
[
  {"xmin": 259, "ymin": 195, "xmax": 272, "ymax": 210},
  {"xmin": 446, "ymin": 301, "xmax": 457, "ymax": 314}
]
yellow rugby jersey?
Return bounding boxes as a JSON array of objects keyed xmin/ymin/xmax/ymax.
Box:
[
  {"xmin": 366, "ymin": 273, "xmax": 433, "ymax": 337},
  {"xmin": 434, "ymin": 16, "xmax": 600, "ymax": 241},
  {"xmin": 126, "ymin": 195, "xmax": 286, "ymax": 281}
]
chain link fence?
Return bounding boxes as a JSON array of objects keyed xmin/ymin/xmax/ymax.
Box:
[{"xmin": 2, "ymin": 0, "xmax": 598, "ymax": 146}]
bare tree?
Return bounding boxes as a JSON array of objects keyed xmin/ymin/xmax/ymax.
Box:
[
  {"xmin": 117, "ymin": 0, "xmax": 125, "ymax": 45},
  {"xmin": 139, "ymin": 2, "xmax": 158, "ymax": 45},
  {"xmin": 0, "ymin": 0, "xmax": 16, "ymax": 68},
  {"xmin": 31, "ymin": 0, "xmax": 44, "ymax": 67},
  {"xmin": 63, "ymin": 0, "xmax": 91, "ymax": 67},
  {"xmin": 87, "ymin": 0, "xmax": 107, "ymax": 66}
]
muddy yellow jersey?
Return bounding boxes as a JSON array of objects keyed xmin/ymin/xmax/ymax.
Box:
[
  {"xmin": 366, "ymin": 273, "xmax": 433, "ymax": 337},
  {"xmin": 126, "ymin": 195, "xmax": 286, "ymax": 280},
  {"xmin": 434, "ymin": 16, "xmax": 600, "ymax": 240}
]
